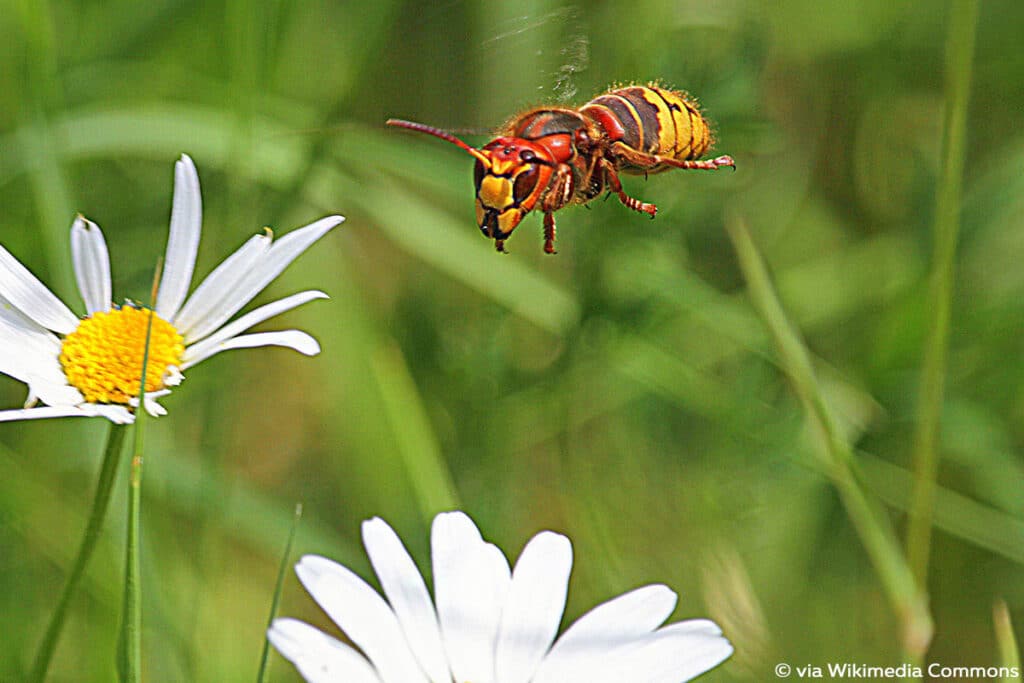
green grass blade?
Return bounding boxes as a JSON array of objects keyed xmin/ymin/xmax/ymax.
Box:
[
  {"xmin": 994, "ymin": 600, "xmax": 1021, "ymax": 682},
  {"xmin": 371, "ymin": 344, "xmax": 461, "ymax": 520},
  {"xmin": 727, "ymin": 214, "xmax": 933, "ymax": 659},
  {"xmin": 906, "ymin": 0, "xmax": 980, "ymax": 584},
  {"xmin": 12, "ymin": 0, "xmax": 76, "ymax": 300},
  {"xmin": 118, "ymin": 274, "xmax": 159, "ymax": 682},
  {"xmin": 256, "ymin": 503, "xmax": 303, "ymax": 683},
  {"xmin": 860, "ymin": 455, "xmax": 1024, "ymax": 565}
]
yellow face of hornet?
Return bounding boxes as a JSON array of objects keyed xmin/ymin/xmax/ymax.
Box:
[{"xmin": 472, "ymin": 137, "xmax": 555, "ymax": 244}]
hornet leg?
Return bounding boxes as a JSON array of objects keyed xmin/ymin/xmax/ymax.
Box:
[
  {"xmin": 601, "ymin": 158, "xmax": 658, "ymax": 217},
  {"xmin": 543, "ymin": 212, "xmax": 557, "ymax": 254},
  {"xmin": 610, "ymin": 141, "xmax": 735, "ymax": 171}
]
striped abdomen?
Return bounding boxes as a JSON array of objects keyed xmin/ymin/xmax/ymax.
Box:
[{"xmin": 581, "ymin": 85, "xmax": 713, "ymax": 172}]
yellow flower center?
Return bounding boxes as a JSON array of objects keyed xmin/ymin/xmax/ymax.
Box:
[{"xmin": 59, "ymin": 305, "xmax": 185, "ymax": 405}]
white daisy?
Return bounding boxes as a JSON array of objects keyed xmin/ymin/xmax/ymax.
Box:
[
  {"xmin": 269, "ymin": 511, "xmax": 733, "ymax": 683},
  {"xmin": 0, "ymin": 154, "xmax": 343, "ymax": 423}
]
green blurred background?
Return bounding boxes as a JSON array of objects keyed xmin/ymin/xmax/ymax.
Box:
[{"xmin": 2, "ymin": 0, "xmax": 1022, "ymax": 680}]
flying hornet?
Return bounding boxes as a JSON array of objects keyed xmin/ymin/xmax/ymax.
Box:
[{"xmin": 387, "ymin": 83, "xmax": 734, "ymax": 254}]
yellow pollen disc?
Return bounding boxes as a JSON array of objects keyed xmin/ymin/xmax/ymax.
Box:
[{"xmin": 59, "ymin": 306, "xmax": 185, "ymax": 405}]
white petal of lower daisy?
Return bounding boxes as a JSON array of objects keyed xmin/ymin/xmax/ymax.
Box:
[
  {"xmin": 0, "ymin": 245, "xmax": 79, "ymax": 334},
  {"xmin": 176, "ymin": 216, "xmax": 342, "ymax": 344},
  {"xmin": 268, "ymin": 618, "xmax": 382, "ymax": 683},
  {"xmin": 494, "ymin": 531, "xmax": 573, "ymax": 683},
  {"xmin": 0, "ymin": 403, "xmax": 133, "ymax": 423},
  {"xmin": 559, "ymin": 583, "xmax": 677, "ymax": 644},
  {"xmin": 432, "ymin": 511, "xmax": 511, "ymax": 683},
  {"xmin": 179, "ymin": 290, "xmax": 327, "ymax": 365},
  {"xmin": 70, "ymin": 216, "xmax": 112, "ymax": 315},
  {"xmin": 179, "ymin": 330, "xmax": 320, "ymax": 370},
  {"xmin": 585, "ymin": 621, "xmax": 733, "ymax": 683},
  {"xmin": 155, "ymin": 154, "xmax": 203, "ymax": 321},
  {"xmin": 649, "ymin": 622, "xmax": 734, "ymax": 683},
  {"xmin": 533, "ymin": 584, "xmax": 678, "ymax": 683},
  {"xmin": 660, "ymin": 618, "xmax": 725, "ymax": 638},
  {"xmin": 171, "ymin": 233, "xmax": 271, "ymax": 343},
  {"xmin": 295, "ymin": 555, "xmax": 428, "ymax": 683},
  {"xmin": 362, "ymin": 517, "xmax": 450, "ymax": 683}
]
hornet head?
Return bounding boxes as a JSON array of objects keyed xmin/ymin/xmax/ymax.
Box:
[{"xmin": 387, "ymin": 119, "xmax": 557, "ymax": 251}]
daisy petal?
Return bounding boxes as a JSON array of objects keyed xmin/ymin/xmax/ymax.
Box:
[
  {"xmin": 164, "ymin": 366, "xmax": 184, "ymax": 386},
  {"xmin": 0, "ymin": 303, "xmax": 64, "ymax": 376},
  {"xmin": 495, "ymin": 531, "xmax": 573, "ymax": 683},
  {"xmin": 82, "ymin": 404, "xmax": 136, "ymax": 423},
  {"xmin": 0, "ymin": 342, "xmax": 65, "ymax": 387},
  {"xmin": 70, "ymin": 216, "xmax": 112, "ymax": 315},
  {"xmin": 558, "ymin": 583, "xmax": 677, "ymax": 643},
  {"xmin": 155, "ymin": 154, "xmax": 202, "ymax": 321},
  {"xmin": 295, "ymin": 555, "xmax": 429, "ymax": 683},
  {"xmin": 0, "ymin": 155, "xmax": 335, "ymax": 425},
  {"xmin": 0, "ymin": 406, "xmax": 80, "ymax": 422},
  {"xmin": 268, "ymin": 618, "xmax": 381, "ymax": 683},
  {"xmin": 661, "ymin": 618, "xmax": 725, "ymax": 637},
  {"xmin": 274, "ymin": 512, "xmax": 731, "ymax": 683},
  {"xmin": 171, "ymin": 233, "xmax": 271, "ymax": 342},
  {"xmin": 179, "ymin": 330, "xmax": 320, "ymax": 370},
  {"xmin": 433, "ymin": 511, "xmax": 510, "ymax": 683},
  {"xmin": 179, "ymin": 290, "xmax": 327, "ymax": 365},
  {"xmin": 588, "ymin": 622, "xmax": 734, "ymax": 683},
  {"xmin": 177, "ymin": 215, "xmax": 342, "ymax": 344},
  {"xmin": 18, "ymin": 377, "xmax": 82, "ymax": 409},
  {"xmin": 0, "ymin": 245, "xmax": 79, "ymax": 334},
  {"xmin": 0, "ymin": 319, "xmax": 81, "ymax": 407},
  {"xmin": 534, "ymin": 584, "xmax": 678, "ymax": 683},
  {"xmin": 141, "ymin": 393, "xmax": 169, "ymax": 417},
  {"xmin": 0, "ymin": 293, "xmax": 51, "ymax": 334},
  {"xmin": 363, "ymin": 517, "xmax": 450, "ymax": 683},
  {"xmin": 0, "ymin": 404, "xmax": 132, "ymax": 424}
]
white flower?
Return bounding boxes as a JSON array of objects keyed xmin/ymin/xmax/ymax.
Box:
[
  {"xmin": 269, "ymin": 511, "xmax": 733, "ymax": 683},
  {"xmin": 0, "ymin": 154, "xmax": 343, "ymax": 423}
]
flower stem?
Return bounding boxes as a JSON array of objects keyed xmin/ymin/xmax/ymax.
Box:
[
  {"xmin": 28, "ymin": 422, "xmax": 129, "ymax": 683},
  {"xmin": 906, "ymin": 0, "xmax": 979, "ymax": 586}
]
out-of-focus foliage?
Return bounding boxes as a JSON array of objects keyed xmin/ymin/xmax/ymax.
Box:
[{"xmin": 1, "ymin": 0, "xmax": 1022, "ymax": 680}]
